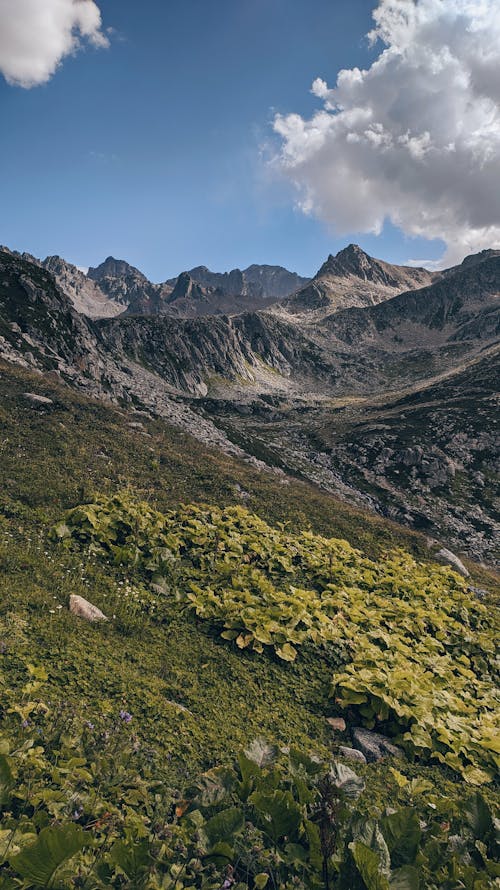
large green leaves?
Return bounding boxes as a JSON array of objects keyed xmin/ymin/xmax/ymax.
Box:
[
  {"xmin": 204, "ymin": 807, "xmax": 245, "ymax": 847},
  {"xmin": 108, "ymin": 838, "xmax": 151, "ymax": 881},
  {"xmin": 381, "ymin": 809, "xmax": 421, "ymax": 867},
  {"xmin": 250, "ymin": 790, "xmax": 303, "ymax": 844},
  {"xmin": 329, "ymin": 762, "xmax": 366, "ymax": 800},
  {"xmin": 0, "ymin": 755, "xmax": 14, "ymax": 809},
  {"xmin": 57, "ymin": 494, "xmax": 499, "ymax": 781},
  {"xmin": 350, "ymin": 842, "xmax": 390, "ymax": 890},
  {"xmin": 9, "ymin": 824, "xmax": 92, "ymax": 887}
]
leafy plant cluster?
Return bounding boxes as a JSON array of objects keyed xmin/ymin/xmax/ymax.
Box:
[
  {"xmin": 54, "ymin": 494, "xmax": 499, "ymax": 785},
  {"xmin": 1, "ymin": 668, "xmax": 498, "ymax": 890}
]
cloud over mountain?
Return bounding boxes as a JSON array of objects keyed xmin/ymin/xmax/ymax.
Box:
[
  {"xmin": 0, "ymin": 0, "xmax": 108, "ymax": 88},
  {"xmin": 273, "ymin": 0, "xmax": 500, "ymax": 265}
]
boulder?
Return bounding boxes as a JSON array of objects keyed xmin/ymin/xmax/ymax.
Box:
[
  {"xmin": 69, "ymin": 594, "xmax": 108, "ymax": 622},
  {"xmin": 23, "ymin": 392, "xmax": 53, "ymax": 405},
  {"xmin": 435, "ymin": 547, "xmax": 470, "ymax": 577},
  {"xmin": 351, "ymin": 727, "xmax": 403, "ymax": 763},
  {"xmin": 327, "ymin": 717, "xmax": 346, "ymax": 732},
  {"xmin": 338, "ymin": 745, "xmax": 367, "ymax": 764}
]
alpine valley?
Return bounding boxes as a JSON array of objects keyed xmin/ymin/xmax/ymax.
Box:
[
  {"xmin": 0, "ymin": 240, "xmax": 499, "ymax": 890},
  {"xmin": 1, "ymin": 242, "xmax": 498, "ymax": 564}
]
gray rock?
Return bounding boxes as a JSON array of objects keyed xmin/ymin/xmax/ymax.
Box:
[
  {"xmin": 327, "ymin": 717, "xmax": 347, "ymax": 732},
  {"xmin": 69, "ymin": 594, "xmax": 108, "ymax": 622},
  {"xmin": 23, "ymin": 392, "xmax": 53, "ymax": 405},
  {"xmin": 435, "ymin": 547, "xmax": 470, "ymax": 577},
  {"xmin": 339, "ymin": 745, "xmax": 367, "ymax": 764},
  {"xmin": 351, "ymin": 727, "xmax": 403, "ymax": 762},
  {"xmin": 467, "ymin": 585, "xmax": 488, "ymax": 600}
]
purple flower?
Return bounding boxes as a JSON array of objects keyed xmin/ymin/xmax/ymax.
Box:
[
  {"xmin": 21, "ymin": 719, "xmax": 30, "ymax": 728},
  {"xmin": 84, "ymin": 721, "xmax": 95, "ymax": 730},
  {"xmin": 119, "ymin": 710, "xmax": 132, "ymax": 723}
]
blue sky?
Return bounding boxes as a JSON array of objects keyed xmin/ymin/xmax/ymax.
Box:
[{"xmin": 0, "ymin": 0, "xmax": 453, "ymax": 279}]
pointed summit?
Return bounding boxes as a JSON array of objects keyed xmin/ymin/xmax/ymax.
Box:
[
  {"xmin": 317, "ymin": 244, "xmax": 392, "ymax": 285},
  {"xmin": 88, "ymin": 257, "xmax": 147, "ymax": 282},
  {"xmin": 280, "ymin": 244, "xmax": 434, "ymax": 314}
]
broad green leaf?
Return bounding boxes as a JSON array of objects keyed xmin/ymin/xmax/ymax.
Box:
[
  {"xmin": 244, "ymin": 738, "xmax": 279, "ymax": 769},
  {"xmin": 462, "ymin": 793, "xmax": 494, "ymax": 842},
  {"xmin": 350, "ymin": 841, "xmax": 390, "ymax": 890},
  {"xmin": 0, "ymin": 755, "xmax": 14, "ymax": 808},
  {"xmin": 250, "ymin": 790, "xmax": 302, "ymax": 843},
  {"xmin": 381, "ymin": 809, "xmax": 421, "ymax": 867},
  {"xmin": 330, "ymin": 762, "xmax": 365, "ymax": 799},
  {"xmin": 10, "ymin": 824, "xmax": 92, "ymax": 887},
  {"xmin": 109, "ymin": 838, "xmax": 151, "ymax": 880},
  {"xmin": 204, "ymin": 807, "xmax": 244, "ymax": 846},
  {"xmin": 275, "ymin": 642, "xmax": 297, "ymax": 662},
  {"xmin": 192, "ymin": 766, "xmax": 236, "ymax": 806},
  {"xmin": 352, "ymin": 820, "xmax": 391, "ymax": 876},
  {"xmin": 203, "ymin": 841, "xmax": 234, "ymax": 864}
]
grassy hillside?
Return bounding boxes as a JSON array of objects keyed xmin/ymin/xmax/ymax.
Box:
[{"xmin": 0, "ymin": 361, "xmax": 498, "ymax": 888}]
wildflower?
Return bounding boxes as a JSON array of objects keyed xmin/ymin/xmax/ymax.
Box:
[
  {"xmin": 84, "ymin": 721, "xmax": 95, "ymax": 730},
  {"xmin": 21, "ymin": 719, "xmax": 30, "ymax": 728},
  {"xmin": 119, "ymin": 710, "xmax": 132, "ymax": 723}
]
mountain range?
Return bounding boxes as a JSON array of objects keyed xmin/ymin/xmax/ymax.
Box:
[
  {"xmin": 0, "ymin": 241, "xmax": 498, "ymax": 565},
  {"xmin": 1, "ymin": 248, "xmax": 310, "ymax": 319}
]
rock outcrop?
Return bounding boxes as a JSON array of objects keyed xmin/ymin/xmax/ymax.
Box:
[{"xmin": 69, "ymin": 594, "xmax": 108, "ymax": 622}]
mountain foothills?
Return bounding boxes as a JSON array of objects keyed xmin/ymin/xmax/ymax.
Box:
[
  {"xmin": 0, "ymin": 242, "xmax": 498, "ymax": 562},
  {"xmin": 0, "ymin": 239, "xmax": 499, "ymax": 889}
]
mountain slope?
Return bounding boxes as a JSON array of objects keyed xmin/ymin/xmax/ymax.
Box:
[{"xmin": 1, "ymin": 244, "xmax": 498, "ymax": 563}]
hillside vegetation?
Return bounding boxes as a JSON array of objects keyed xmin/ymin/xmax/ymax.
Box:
[{"xmin": 0, "ymin": 362, "xmax": 499, "ymax": 888}]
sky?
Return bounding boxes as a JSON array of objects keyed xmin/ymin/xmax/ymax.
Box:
[{"xmin": 0, "ymin": 0, "xmax": 499, "ymax": 281}]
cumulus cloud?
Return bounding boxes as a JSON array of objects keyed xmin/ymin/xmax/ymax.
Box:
[
  {"xmin": 273, "ymin": 0, "xmax": 500, "ymax": 265},
  {"xmin": 0, "ymin": 0, "xmax": 108, "ymax": 88}
]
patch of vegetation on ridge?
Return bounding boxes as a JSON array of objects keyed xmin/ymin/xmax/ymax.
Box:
[{"xmin": 56, "ymin": 493, "xmax": 499, "ymax": 785}]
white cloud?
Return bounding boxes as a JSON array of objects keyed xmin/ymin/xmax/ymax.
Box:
[
  {"xmin": 0, "ymin": 0, "xmax": 108, "ymax": 88},
  {"xmin": 273, "ymin": 0, "xmax": 500, "ymax": 265}
]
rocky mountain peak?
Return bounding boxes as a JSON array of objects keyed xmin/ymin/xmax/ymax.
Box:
[
  {"xmin": 168, "ymin": 271, "xmax": 208, "ymax": 302},
  {"xmin": 460, "ymin": 248, "xmax": 500, "ymax": 267},
  {"xmin": 279, "ymin": 244, "xmax": 434, "ymax": 315},
  {"xmin": 88, "ymin": 256, "xmax": 147, "ymax": 282}
]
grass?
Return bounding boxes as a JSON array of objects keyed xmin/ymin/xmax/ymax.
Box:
[{"xmin": 0, "ymin": 359, "xmax": 499, "ymax": 887}]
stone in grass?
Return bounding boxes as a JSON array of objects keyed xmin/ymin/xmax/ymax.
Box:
[
  {"xmin": 338, "ymin": 745, "xmax": 367, "ymax": 764},
  {"xmin": 23, "ymin": 392, "xmax": 53, "ymax": 405},
  {"xmin": 435, "ymin": 547, "xmax": 470, "ymax": 578},
  {"xmin": 351, "ymin": 727, "xmax": 403, "ymax": 763},
  {"xmin": 69, "ymin": 594, "xmax": 108, "ymax": 622},
  {"xmin": 327, "ymin": 717, "xmax": 346, "ymax": 732}
]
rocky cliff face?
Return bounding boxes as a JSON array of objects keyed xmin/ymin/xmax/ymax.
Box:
[
  {"xmin": 172, "ymin": 264, "xmax": 310, "ymax": 299},
  {"xmin": 42, "ymin": 256, "xmax": 124, "ymax": 318}
]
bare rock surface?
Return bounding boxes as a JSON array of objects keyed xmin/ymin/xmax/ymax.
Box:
[
  {"xmin": 351, "ymin": 727, "xmax": 403, "ymax": 762},
  {"xmin": 23, "ymin": 392, "xmax": 53, "ymax": 405},
  {"xmin": 338, "ymin": 746, "xmax": 367, "ymax": 764},
  {"xmin": 435, "ymin": 548, "xmax": 470, "ymax": 577},
  {"xmin": 69, "ymin": 595, "xmax": 108, "ymax": 622}
]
